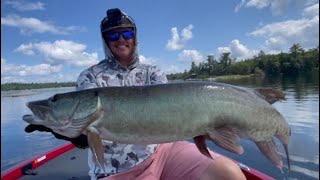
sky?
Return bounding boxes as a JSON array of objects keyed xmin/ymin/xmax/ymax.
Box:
[{"xmin": 1, "ymin": 0, "xmax": 319, "ymax": 83}]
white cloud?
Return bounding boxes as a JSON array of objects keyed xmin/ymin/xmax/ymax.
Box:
[
  {"xmin": 166, "ymin": 27, "xmax": 183, "ymax": 50},
  {"xmin": 1, "ymin": 58, "xmax": 62, "ymax": 77},
  {"xmin": 303, "ymin": 3, "xmax": 319, "ymax": 17},
  {"xmin": 43, "ymin": 73, "xmax": 79, "ymax": 83},
  {"xmin": 235, "ymin": 0, "xmax": 291, "ymax": 16},
  {"xmin": 269, "ymin": 0, "xmax": 290, "ymax": 16},
  {"xmin": 163, "ymin": 65, "xmax": 185, "ymax": 74},
  {"xmin": 166, "ymin": 24, "xmax": 194, "ymax": 51},
  {"xmin": 234, "ymin": 2, "xmax": 318, "ymax": 52},
  {"xmin": 1, "ymin": 58, "xmax": 83, "ymax": 83},
  {"xmin": 181, "ymin": 24, "xmax": 194, "ymax": 41},
  {"xmin": 249, "ymin": 14, "xmax": 319, "ymax": 50},
  {"xmin": 1, "ymin": 15, "xmax": 83, "ymax": 35},
  {"xmin": 14, "ymin": 43, "xmax": 35, "ymax": 55},
  {"xmin": 18, "ymin": 64, "xmax": 62, "ymax": 76},
  {"xmin": 139, "ymin": 55, "xmax": 156, "ymax": 65},
  {"xmin": 217, "ymin": 39, "xmax": 258, "ymax": 60},
  {"xmin": 178, "ymin": 49, "xmax": 204, "ymax": 64},
  {"xmin": 14, "ymin": 40, "xmax": 99, "ymax": 67},
  {"xmin": 5, "ymin": 0, "xmax": 45, "ymax": 11},
  {"xmin": 1, "ymin": 76, "xmax": 27, "ymax": 83},
  {"xmin": 235, "ymin": 0, "xmax": 246, "ymax": 13},
  {"xmin": 138, "ymin": 55, "xmax": 185, "ymax": 75},
  {"xmin": 246, "ymin": 0, "xmax": 274, "ymax": 9},
  {"xmin": 229, "ymin": 39, "xmax": 257, "ymax": 58},
  {"xmin": 265, "ymin": 36, "xmax": 287, "ymax": 49},
  {"xmin": 217, "ymin": 47, "xmax": 231, "ymax": 54}
]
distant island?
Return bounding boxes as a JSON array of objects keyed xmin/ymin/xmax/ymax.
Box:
[
  {"xmin": 1, "ymin": 82, "xmax": 76, "ymax": 91},
  {"xmin": 1, "ymin": 43, "xmax": 318, "ymax": 91}
]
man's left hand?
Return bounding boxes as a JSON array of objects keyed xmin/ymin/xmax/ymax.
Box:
[{"xmin": 25, "ymin": 124, "xmax": 89, "ymax": 149}]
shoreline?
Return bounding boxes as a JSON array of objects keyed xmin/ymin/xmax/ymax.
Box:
[{"xmin": 210, "ymin": 74, "xmax": 262, "ymax": 81}]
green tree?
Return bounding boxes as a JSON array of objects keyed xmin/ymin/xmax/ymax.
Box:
[
  {"xmin": 166, "ymin": 43, "xmax": 318, "ymax": 80},
  {"xmin": 290, "ymin": 43, "xmax": 304, "ymax": 58},
  {"xmin": 257, "ymin": 50, "xmax": 266, "ymax": 69},
  {"xmin": 219, "ymin": 52, "xmax": 232, "ymax": 68},
  {"xmin": 189, "ymin": 61, "xmax": 199, "ymax": 77}
]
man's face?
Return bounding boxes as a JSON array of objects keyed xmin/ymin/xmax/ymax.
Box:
[{"xmin": 105, "ymin": 27, "xmax": 135, "ymax": 63}]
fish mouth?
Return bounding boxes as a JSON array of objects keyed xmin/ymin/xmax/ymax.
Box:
[
  {"xmin": 22, "ymin": 114, "xmax": 34, "ymax": 123},
  {"xmin": 26, "ymin": 100, "xmax": 51, "ymax": 122},
  {"xmin": 22, "ymin": 114, "xmax": 45, "ymax": 125}
]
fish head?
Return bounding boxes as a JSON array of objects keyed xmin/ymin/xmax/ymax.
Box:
[{"xmin": 23, "ymin": 90, "xmax": 103, "ymax": 138}]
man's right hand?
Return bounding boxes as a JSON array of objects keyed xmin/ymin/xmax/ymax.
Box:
[{"xmin": 25, "ymin": 124, "xmax": 89, "ymax": 149}]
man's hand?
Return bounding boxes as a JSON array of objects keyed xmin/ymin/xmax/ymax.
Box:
[{"xmin": 25, "ymin": 124, "xmax": 89, "ymax": 149}]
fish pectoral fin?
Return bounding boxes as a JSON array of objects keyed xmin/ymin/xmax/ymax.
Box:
[
  {"xmin": 193, "ymin": 135, "xmax": 212, "ymax": 159},
  {"xmin": 255, "ymin": 138, "xmax": 284, "ymax": 170},
  {"xmin": 87, "ymin": 127, "xmax": 107, "ymax": 175},
  {"xmin": 255, "ymin": 88, "xmax": 285, "ymax": 104},
  {"xmin": 208, "ymin": 127, "xmax": 243, "ymax": 154}
]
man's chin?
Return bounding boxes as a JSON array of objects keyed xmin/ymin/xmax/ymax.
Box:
[{"xmin": 115, "ymin": 53, "xmax": 132, "ymax": 61}]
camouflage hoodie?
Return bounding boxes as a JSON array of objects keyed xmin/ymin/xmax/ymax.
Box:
[{"xmin": 76, "ymin": 12, "xmax": 168, "ymax": 179}]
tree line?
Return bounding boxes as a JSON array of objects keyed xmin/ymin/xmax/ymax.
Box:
[
  {"xmin": 1, "ymin": 82, "xmax": 76, "ymax": 91},
  {"xmin": 167, "ymin": 43, "xmax": 319, "ymax": 80}
]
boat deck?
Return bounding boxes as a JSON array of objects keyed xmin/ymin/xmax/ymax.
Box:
[{"xmin": 19, "ymin": 147, "xmax": 90, "ymax": 180}]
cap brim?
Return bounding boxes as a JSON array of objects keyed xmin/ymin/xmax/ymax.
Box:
[{"xmin": 102, "ymin": 24, "xmax": 135, "ymax": 33}]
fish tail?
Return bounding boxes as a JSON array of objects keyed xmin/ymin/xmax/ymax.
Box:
[
  {"xmin": 255, "ymin": 138, "xmax": 283, "ymax": 169},
  {"xmin": 276, "ymin": 128, "xmax": 291, "ymax": 170},
  {"xmin": 283, "ymin": 143, "xmax": 290, "ymax": 171}
]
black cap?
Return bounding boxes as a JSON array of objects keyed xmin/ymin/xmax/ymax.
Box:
[{"xmin": 100, "ymin": 8, "xmax": 135, "ymax": 33}]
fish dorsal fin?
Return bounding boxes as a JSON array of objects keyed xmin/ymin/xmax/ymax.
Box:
[
  {"xmin": 208, "ymin": 127, "xmax": 244, "ymax": 154},
  {"xmin": 255, "ymin": 88, "xmax": 285, "ymax": 104},
  {"xmin": 193, "ymin": 135, "xmax": 212, "ymax": 159}
]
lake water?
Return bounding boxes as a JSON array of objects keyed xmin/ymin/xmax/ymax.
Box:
[{"xmin": 1, "ymin": 72, "xmax": 319, "ymax": 179}]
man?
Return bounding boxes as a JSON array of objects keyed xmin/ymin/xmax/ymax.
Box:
[{"xmin": 26, "ymin": 8, "xmax": 246, "ymax": 180}]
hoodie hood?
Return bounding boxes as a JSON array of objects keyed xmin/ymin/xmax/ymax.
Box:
[{"xmin": 100, "ymin": 9, "xmax": 140, "ymax": 70}]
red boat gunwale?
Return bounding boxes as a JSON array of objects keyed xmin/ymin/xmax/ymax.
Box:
[
  {"xmin": 1, "ymin": 143, "xmax": 274, "ymax": 180},
  {"xmin": 1, "ymin": 143, "xmax": 74, "ymax": 180}
]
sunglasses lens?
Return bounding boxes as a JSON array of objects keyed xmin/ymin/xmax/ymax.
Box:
[
  {"xmin": 105, "ymin": 30, "xmax": 134, "ymax": 42},
  {"xmin": 122, "ymin": 31, "xmax": 134, "ymax": 40},
  {"xmin": 106, "ymin": 32, "xmax": 120, "ymax": 41}
]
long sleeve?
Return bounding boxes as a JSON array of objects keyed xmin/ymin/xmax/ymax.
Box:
[
  {"xmin": 76, "ymin": 69, "xmax": 99, "ymax": 91},
  {"xmin": 149, "ymin": 65, "xmax": 168, "ymax": 84}
]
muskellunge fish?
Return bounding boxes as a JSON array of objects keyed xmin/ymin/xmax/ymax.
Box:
[{"xmin": 22, "ymin": 81, "xmax": 291, "ymax": 173}]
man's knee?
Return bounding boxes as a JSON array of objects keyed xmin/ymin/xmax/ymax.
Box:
[{"xmin": 200, "ymin": 156, "xmax": 246, "ymax": 180}]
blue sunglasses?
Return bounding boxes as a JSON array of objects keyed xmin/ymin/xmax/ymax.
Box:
[{"xmin": 104, "ymin": 30, "xmax": 134, "ymax": 42}]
